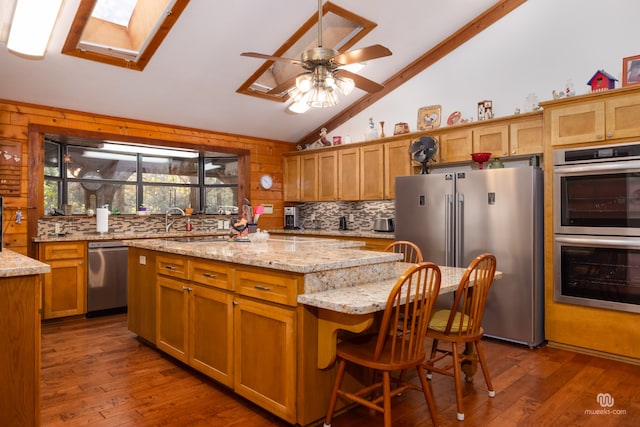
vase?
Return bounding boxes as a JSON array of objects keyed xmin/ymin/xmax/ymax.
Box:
[{"xmin": 379, "ymin": 121, "xmax": 385, "ymax": 138}]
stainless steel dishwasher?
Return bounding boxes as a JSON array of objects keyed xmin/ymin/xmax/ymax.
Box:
[{"xmin": 87, "ymin": 241, "xmax": 128, "ymax": 316}]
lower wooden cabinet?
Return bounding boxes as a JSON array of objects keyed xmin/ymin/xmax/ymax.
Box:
[
  {"xmin": 233, "ymin": 296, "xmax": 297, "ymax": 423},
  {"xmin": 38, "ymin": 241, "xmax": 86, "ymax": 319},
  {"xmin": 127, "ymin": 247, "xmax": 156, "ymax": 343}
]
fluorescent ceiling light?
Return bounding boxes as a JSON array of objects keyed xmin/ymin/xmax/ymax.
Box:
[
  {"xmin": 100, "ymin": 142, "xmax": 199, "ymax": 158},
  {"xmin": 82, "ymin": 150, "xmax": 169, "ymax": 163},
  {"xmin": 7, "ymin": 0, "xmax": 63, "ymax": 58}
]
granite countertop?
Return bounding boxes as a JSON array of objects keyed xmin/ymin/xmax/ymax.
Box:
[
  {"xmin": 124, "ymin": 235, "xmax": 403, "ymax": 274},
  {"xmin": 297, "ymin": 264, "xmax": 503, "ymax": 315},
  {"xmin": 33, "ymin": 230, "xmax": 228, "ymax": 243},
  {"xmin": 0, "ymin": 249, "xmax": 51, "ymax": 278},
  {"xmin": 267, "ymin": 229, "xmax": 396, "ymax": 240}
]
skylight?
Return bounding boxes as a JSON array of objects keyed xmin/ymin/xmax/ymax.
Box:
[{"xmin": 91, "ymin": 0, "xmax": 137, "ymax": 27}]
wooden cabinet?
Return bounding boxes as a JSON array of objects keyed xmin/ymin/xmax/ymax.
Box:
[
  {"xmin": 156, "ymin": 255, "xmax": 235, "ymax": 386},
  {"xmin": 318, "ymin": 150, "xmax": 337, "ymax": 201},
  {"xmin": 472, "ymin": 115, "xmax": 543, "ymax": 158},
  {"xmin": 473, "ymin": 124, "xmax": 509, "ymax": 156},
  {"xmin": 39, "ymin": 241, "xmax": 86, "ymax": 319},
  {"xmin": 384, "ymin": 139, "xmax": 412, "ymax": 199},
  {"xmin": 283, "ymin": 155, "xmax": 300, "ymax": 201},
  {"xmin": 338, "ymin": 147, "xmax": 360, "ymax": 200},
  {"xmin": 300, "ymin": 153, "xmax": 318, "ymax": 201},
  {"xmin": 127, "ymin": 247, "xmax": 157, "ymax": 343},
  {"xmin": 360, "ymin": 144, "xmax": 384, "ymax": 200},
  {"xmin": 547, "ymin": 90, "xmax": 640, "ymax": 145},
  {"xmin": 438, "ymin": 128, "xmax": 473, "ymax": 163},
  {"xmin": 233, "ymin": 296, "xmax": 297, "ymax": 423},
  {"xmin": 0, "ymin": 274, "xmax": 42, "ymax": 427}
]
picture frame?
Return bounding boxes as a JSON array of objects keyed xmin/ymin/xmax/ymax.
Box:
[
  {"xmin": 417, "ymin": 105, "xmax": 442, "ymax": 130},
  {"xmin": 623, "ymin": 54, "xmax": 640, "ymax": 87}
]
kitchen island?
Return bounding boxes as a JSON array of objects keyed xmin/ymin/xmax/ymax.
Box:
[
  {"xmin": 124, "ymin": 235, "xmax": 403, "ymax": 425},
  {"xmin": 0, "ymin": 250, "xmax": 51, "ymax": 427}
]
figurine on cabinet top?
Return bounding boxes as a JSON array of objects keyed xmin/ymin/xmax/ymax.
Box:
[{"xmin": 365, "ymin": 117, "xmax": 379, "ymax": 141}]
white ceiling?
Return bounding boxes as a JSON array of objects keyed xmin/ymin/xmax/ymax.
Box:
[{"xmin": 0, "ymin": 0, "xmax": 499, "ymax": 143}]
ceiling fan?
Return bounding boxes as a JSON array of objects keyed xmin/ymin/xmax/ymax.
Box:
[{"xmin": 240, "ymin": 0, "xmax": 392, "ymax": 102}]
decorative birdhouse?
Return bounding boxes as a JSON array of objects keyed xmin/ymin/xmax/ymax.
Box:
[{"xmin": 587, "ymin": 69, "xmax": 618, "ymax": 92}]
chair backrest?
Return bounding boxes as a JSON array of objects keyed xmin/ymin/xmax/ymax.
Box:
[
  {"xmin": 444, "ymin": 253, "xmax": 497, "ymax": 337},
  {"xmin": 374, "ymin": 262, "xmax": 441, "ymax": 364},
  {"xmin": 384, "ymin": 240, "xmax": 424, "ymax": 264}
]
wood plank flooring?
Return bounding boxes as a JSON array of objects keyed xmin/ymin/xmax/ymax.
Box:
[{"xmin": 41, "ymin": 314, "xmax": 639, "ymax": 426}]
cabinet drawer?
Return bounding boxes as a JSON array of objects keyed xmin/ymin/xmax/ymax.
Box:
[
  {"xmin": 157, "ymin": 255, "xmax": 188, "ymax": 279},
  {"xmin": 42, "ymin": 242, "xmax": 85, "ymax": 260},
  {"xmin": 189, "ymin": 260, "xmax": 234, "ymax": 290},
  {"xmin": 236, "ymin": 268, "xmax": 300, "ymax": 306}
]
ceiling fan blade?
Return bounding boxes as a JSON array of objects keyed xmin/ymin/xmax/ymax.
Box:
[
  {"xmin": 241, "ymin": 52, "xmax": 301, "ymax": 65},
  {"xmin": 267, "ymin": 76, "xmax": 298, "ymax": 95},
  {"xmin": 334, "ymin": 69, "xmax": 384, "ymax": 93},
  {"xmin": 332, "ymin": 44, "xmax": 392, "ymax": 66}
]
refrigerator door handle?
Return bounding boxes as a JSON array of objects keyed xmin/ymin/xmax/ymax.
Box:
[
  {"xmin": 445, "ymin": 194, "xmax": 453, "ymax": 265},
  {"xmin": 455, "ymin": 193, "xmax": 464, "ymax": 266}
]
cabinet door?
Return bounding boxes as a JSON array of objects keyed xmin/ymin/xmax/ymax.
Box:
[
  {"xmin": 42, "ymin": 258, "xmax": 86, "ymax": 319},
  {"xmin": 300, "ymin": 153, "xmax": 318, "ymax": 201},
  {"xmin": 439, "ymin": 128, "xmax": 473, "ymax": 163},
  {"xmin": 549, "ymin": 101, "xmax": 605, "ymax": 145},
  {"xmin": 359, "ymin": 144, "xmax": 384, "ymax": 200},
  {"xmin": 283, "ymin": 155, "xmax": 301, "ymax": 202},
  {"xmin": 473, "ymin": 124, "xmax": 509, "ymax": 157},
  {"xmin": 509, "ymin": 117, "xmax": 543, "ymax": 156},
  {"xmin": 338, "ymin": 147, "xmax": 360, "ymax": 201},
  {"xmin": 190, "ymin": 285, "xmax": 234, "ymax": 386},
  {"xmin": 317, "ymin": 150, "xmax": 337, "ymax": 201},
  {"xmin": 127, "ymin": 248, "xmax": 157, "ymax": 343},
  {"xmin": 384, "ymin": 139, "xmax": 412, "ymax": 199},
  {"xmin": 234, "ymin": 297, "xmax": 296, "ymax": 423},
  {"xmin": 156, "ymin": 276, "xmax": 189, "ymax": 363},
  {"xmin": 606, "ymin": 92, "xmax": 640, "ymax": 140}
]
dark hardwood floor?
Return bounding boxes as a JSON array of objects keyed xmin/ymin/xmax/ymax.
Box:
[{"xmin": 41, "ymin": 314, "xmax": 639, "ymax": 426}]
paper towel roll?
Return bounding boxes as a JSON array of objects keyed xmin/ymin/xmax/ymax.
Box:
[{"xmin": 96, "ymin": 208, "xmax": 109, "ymax": 233}]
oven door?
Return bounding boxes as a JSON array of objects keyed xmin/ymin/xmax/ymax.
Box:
[
  {"xmin": 554, "ymin": 160, "xmax": 640, "ymax": 236},
  {"xmin": 554, "ymin": 235, "xmax": 640, "ymax": 314}
]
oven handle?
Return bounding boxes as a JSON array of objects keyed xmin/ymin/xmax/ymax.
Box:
[
  {"xmin": 554, "ymin": 160, "xmax": 640, "ymax": 174},
  {"xmin": 555, "ymin": 235, "xmax": 640, "ymax": 248}
]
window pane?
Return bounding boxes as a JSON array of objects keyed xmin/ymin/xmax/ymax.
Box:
[
  {"xmin": 205, "ymin": 158, "xmax": 238, "ymax": 185},
  {"xmin": 143, "ymin": 186, "xmax": 199, "ymax": 214},
  {"xmin": 67, "ymin": 182, "xmax": 137, "ymax": 214},
  {"xmin": 44, "ymin": 179, "xmax": 60, "ymax": 214},
  {"xmin": 205, "ymin": 187, "xmax": 238, "ymax": 214},
  {"xmin": 44, "ymin": 141, "xmax": 60, "ymax": 177},
  {"xmin": 142, "ymin": 156, "xmax": 198, "ymax": 184},
  {"xmin": 66, "ymin": 146, "xmax": 137, "ymax": 181}
]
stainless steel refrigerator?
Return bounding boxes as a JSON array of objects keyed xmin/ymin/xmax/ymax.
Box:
[{"xmin": 395, "ymin": 166, "xmax": 544, "ymax": 347}]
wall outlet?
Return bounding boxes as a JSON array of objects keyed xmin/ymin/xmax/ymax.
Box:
[
  {"xmin": 310, "ymin": 214, "xmax": 316, "ymax": 221},
  {"xmin": 139, "ymin": 255, "xmax": 146, "ymax": 265},
  {"xmin": 348, "ymin": 214, "xmax": 354, "ymax": 222}
]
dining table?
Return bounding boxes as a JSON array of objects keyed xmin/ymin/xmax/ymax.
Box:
[{"xmin": 297, "ymin": 261, "xmax": 502, "ymax": 377}]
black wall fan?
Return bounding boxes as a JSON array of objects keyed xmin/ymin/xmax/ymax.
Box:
[
  {"xmin": 240, "ymin": 0, "xmax": 392, "ymax": 96},
  {"xmin": 410, "ymin": 136, "xmax": 438, "ymax": 174}
]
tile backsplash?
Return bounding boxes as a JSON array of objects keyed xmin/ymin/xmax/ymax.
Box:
[{"xmin": 295, "ymin": 200, "xmax": 395, "ymax": 231}]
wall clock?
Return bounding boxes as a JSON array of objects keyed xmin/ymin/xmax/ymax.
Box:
[{"xmin": 259, "ymin": 174, "xmax": 273, "ymax": 190}]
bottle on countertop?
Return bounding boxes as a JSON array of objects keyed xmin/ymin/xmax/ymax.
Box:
[{"xmin": 186, "ymin": 218, "xmax": 192, "ymax": 231}]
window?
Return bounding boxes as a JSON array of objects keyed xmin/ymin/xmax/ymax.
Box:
[
  {"xmin": 44, "ymin": 138, "xmax": 238, "ymax": 215},
  {"xmin": 62, "ymin": 0, "xmax": 189, "ymax": 70}
]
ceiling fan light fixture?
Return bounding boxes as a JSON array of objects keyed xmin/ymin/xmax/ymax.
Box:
[
  {"xmin": 335, "ymin": 76, "xmax": 355, "ymax": 96},
  {"xmin": 295, "ymin": 73, "xmax": 313, "ymax": 92},
  {"xmin": 307, "ymin": 83, "xmax": 339, "ymax": 108},
  {"xmin": 286, "ymin": 88, "xmax": 311, "ymax": 114}
]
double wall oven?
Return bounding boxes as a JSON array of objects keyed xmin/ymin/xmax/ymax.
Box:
[{"xmin": 554, "ymin": 142, "xmax": 640, "ymax": 314}]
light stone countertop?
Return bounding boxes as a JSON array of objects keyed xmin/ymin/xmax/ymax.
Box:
[
  {"xmin": 298, "ymin": 263, "xmax": 502, "ymax": 315},
  {"xmin": 33, "ymin": 230, "xmax": 228, "ymax": 243},
  {"xmin": 268, "ymin": 228, "xmax": 395, "ymax": 240},
  {"xmin": 0, "ymin": 249, "xmax": 51, "ymax": 278},
  {"xmin": 123, "ymin": 235, "xmax": 403, "ymax": 274}
]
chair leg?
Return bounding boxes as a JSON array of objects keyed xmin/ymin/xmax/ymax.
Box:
[
  {"xmin": 382, "ymin": 371, "xmax": 392, "ymax": 427},
  {"xmin": 451, "ymin": 342, "xmax": 465, "ymax": 421},
  {"xmin": 474, "ymin": 340, "xmax": 495, "ymax": 397},
  {"xmin": 417, "ymin": 365, "xmax": 439, "ymax": 426},
  {"xmin": 426, "ymin": 338, "xmax": 439, "ymax": 380},
  {"xmin": 324, "ymin": 359, "xmax": 347, "ymax": 427}
]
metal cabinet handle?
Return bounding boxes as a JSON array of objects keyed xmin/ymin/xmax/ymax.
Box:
[
  {"xmin": 596, "ymin": 133, "xmax": 603, "ymax": 139},
  {"xmin": 254, "ymin": 285, "xmax": 271, "ymax": 291},
  {"xmin": 165, "ymin": 265, "xmax": 176, "ymax": 270},
  {"xmin": 181, "ymin": 286, "xmax": 192, "ymax": 292},
  {"xmin": 203, "ymin": 272, "xmax": 217, "ymax": 278},
  {"xmin": 607, "ymin": 132, "xmax": 613, "ymax": 138}
]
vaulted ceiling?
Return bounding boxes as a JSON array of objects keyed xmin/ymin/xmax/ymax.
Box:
[{"xmin": 0, "ymin": 0, "xmax": 523, "ymax": 145}]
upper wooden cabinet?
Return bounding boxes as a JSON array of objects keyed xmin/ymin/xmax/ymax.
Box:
[
  {"xmin": 317, "ymin": 150, "xmax": 337, "ymax": 201},
  {"xmin": 384, "ymin": 139, "xmax": 412, "ymax": 199},
  {"xmin": 283, "ymin": 155, "xmax": 301, "ymax": 202},
  {"xmin": 300, "ymin": 153, "xmax": 318, "ymax": 201},
  {"xmin": 360, "ymin": 144, "xmax": 385, "ymax": 200},
  {"xmin": 544, "ymin": 87, "xmax": 640, "ymax": 146},
  {"xmin": 338, "ymin": 147, "xmax": 360, "ymax": 201},
  {"xmin": 438, "ymin": 128, "xmax": 473, "ymax": 163},
  {"xmin": 472, "ymin": 115, "xmax": 543, "ymax": 158}
]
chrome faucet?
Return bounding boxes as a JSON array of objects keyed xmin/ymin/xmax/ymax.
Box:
[{"xmin": 165, "ymin": 207, "xmax": 186, "ymax": 232}]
